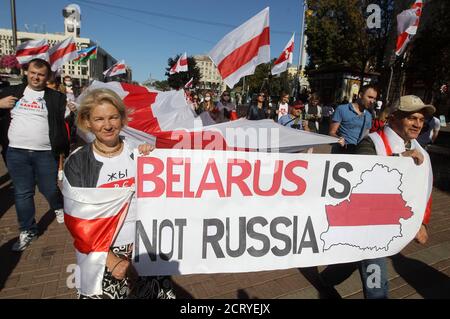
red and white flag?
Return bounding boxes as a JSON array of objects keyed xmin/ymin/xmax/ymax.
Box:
[
  {"xmin": 62, "ymin": 177, "xmax": 134, "ymax": 296},
  {"xmin": 184, "ymin": 77, "xmax": 194, "ymax": 88},
  {"xmin": 103, "ymin": 60, "xmax": 127, "ymax": 77},
  {"xmin": 49, "ymin": 37, "xmax": 78, "ymax": 71},
  {"xmin": 15, "ymin": 39, "xmax": 49, "ymax": 65},
  {"xmin": 395, "ymin": 0, "xmax": 423, "ymax": 56},
  {"xmin": 169, "ymin": 52, "xmax": 188, "ymax": 74},
  {"xmin": 209, "ymin": 7, "xmax": 270, "ymax": 89},
  {"xmin": 77, "ymin": 81, "xmax": 338, "ymax": 152},
  {"xmin": 271, "ymin": 33, "xmax": 294, "ymax": 75}
]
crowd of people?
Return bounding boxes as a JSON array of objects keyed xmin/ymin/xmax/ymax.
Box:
[{"xmin": 0, "ymin": 58, "xmax": 442, "ymax": 299}]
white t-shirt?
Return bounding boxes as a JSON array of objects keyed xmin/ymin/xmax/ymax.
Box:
[
  {"xmin": 94, "ymin": 143, "xmax": 136, "ymax": 247},
  {"xmin": 8, "ymin": 86, "xmax": 51, "ymax": 150},
  {"xmin": 278, "ymin": 103, "xmax": 289, "ymax": 119},
  {"xmin": 417, "ymin": 117, "xmax": 440, "ymax": 146}
]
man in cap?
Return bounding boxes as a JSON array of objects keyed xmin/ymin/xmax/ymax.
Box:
[
  {"xmin": 320, "ymin": 95, "xmax": 435, "ymax": 299},
  {"xmin": 278, "ymin": 100, "xmax": 310, "ymax": 131}
]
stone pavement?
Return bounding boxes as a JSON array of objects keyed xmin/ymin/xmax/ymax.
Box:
[{"xmin": 0, "ymin": 148, "xmax": 449, "ymax": 299}]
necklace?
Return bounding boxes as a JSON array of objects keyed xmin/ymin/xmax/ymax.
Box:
[{"xmin": 93, "ymin": 140, "xmax": 123, "ymax": 157}]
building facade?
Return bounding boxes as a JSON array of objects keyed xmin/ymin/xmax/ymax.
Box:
[
  {"xmin": 0, "ymin": 28, "xmax": 130, "ymax": 85},
  {"xmin": 193, "ymin": 55, "xmax": 226, "ymax": 93}
]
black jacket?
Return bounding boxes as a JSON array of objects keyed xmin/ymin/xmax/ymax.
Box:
[
  {"xmin": 0, "ymin": 84, "xmax": 70, "ymax": 157},
  {"xmin": 64, "ymin": 142, "xmax": 134, "ymax": 188}
]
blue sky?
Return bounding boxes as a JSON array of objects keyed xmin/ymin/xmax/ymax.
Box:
[{"xmin": 1, "ymin": 0, "xmax": 305, "ymax": 82}]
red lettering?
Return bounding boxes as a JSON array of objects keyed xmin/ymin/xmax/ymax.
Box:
[
  {"xmin": 137, "ymin": 157, "xmax": 165, "ymax": 198},
  {"xmin": 226, "ymin": 159, "xmax": 252, "ymax": 196},
  {"xmin": 183, "ymin": 158, "xmax": 195, "ymax": 198},
  {"xmin": 282, "ymin": 160, "xmax": 308, "ymax": 196},
  {"xmin": 166, "ymin": 157, "xmax": 183, "ymax": 198},
  {"xmin": 253, "ymin": 160, "xmax": 283, "ymax": 196},
  {"xmin": 196, "ymin": 159, "xmax": 225, "ymax": 198}
]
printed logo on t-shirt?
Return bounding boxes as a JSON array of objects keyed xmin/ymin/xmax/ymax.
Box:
[
  {"xmin": 98, "ymin": 169, "xmax": 135, "ymax": 188},
  {"xmin": 15, "ymin": 97, "xmax": 46, "ymax": 113}
]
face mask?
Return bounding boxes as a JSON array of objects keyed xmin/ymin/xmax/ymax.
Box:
[
  {"xmin": 65, "ymin": 81, "xmax": 72, "ymax": 86},
  {"xmin": 205, "ymin": 96, "xmax": 211, "ymax": 101}
]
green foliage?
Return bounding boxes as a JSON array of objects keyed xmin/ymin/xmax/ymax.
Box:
[
  {"xmin": 166, "ymin": 55, "xmax": 201, "ymax": 90},
  {"xmin": 152, "ymin": 80, "xmax": 170, "ymax": 91}
]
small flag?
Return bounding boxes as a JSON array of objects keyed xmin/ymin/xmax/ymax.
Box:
[
  {"xmin": 15, "ymin": 39, "xmax": 49, "ymax": 65},
  {"xmin": 184, "ymin": 77, "xmax": 194, "ymax": 88},
  {"xmin": 73, "ymin": 45, "xmax": 97, "ymax": 63},
  {"xmin": 103, "ymin": 60, "xmax": 127, "ymax": 77},
  {"xmin": 271, "ymin": 33, "xmax": 294, "ymax": 75},
  {"xmin": 395, "ymin": 0, "xmax": 423, "ymax": 56},
  {"xmin": 169, "ymin": 52, "xmax": 188, "ymax": 75},
  {"xmin": 49, "ymin": 37, "xmax": 78, "ymax": 71},
  {"xmin": 209, "ymin": 7, "xmax": 270, "ymax": 89}
]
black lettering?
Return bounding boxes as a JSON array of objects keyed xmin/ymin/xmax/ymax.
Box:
[
  {"xmin": 297, "ymin": 216, "xmax": 319, "ymax": 254},
  {"xmin": 202, "ymin": 219, "xmax": 225, "ymax": 258},
  {"xmin": 321, "ymin": 160, "xmax": 330, "ymax": 197},
  {"xmin": 134, "ymin": 220, "xmax": 157, "ymax": 262},
  {"xmin": 158, "ymin": 220, "xmax": 174, "ymax": 261},
  {"xmin": 270, "ymin": 217, "xmax": 292, "ymax": 256},
  {"xmin": 329, "ymin": 162, "xmax": 353, "ymax": 199},
  {"xmin": 226, "ymin": 217, "xmax": 246, "ymax": 257},
  {"xmin": 247, "ymin": 217, "xmax": 270, "ymax": 257},
  {"xmin": 174, "ymin": 219, "xmax": 187, "ymax": 259}
]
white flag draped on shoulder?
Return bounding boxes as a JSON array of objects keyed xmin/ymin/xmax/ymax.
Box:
[
  {"xmin": 103, "ymin": 60, "xmax": 127, "ymax": 77},
  {"xmin": 61, "ymin": 176, "xmax": 134, "ymax": 296},
  {"xmin": 169, "ymin": 52, "xmax": 188, "ymax": 74},
  {"xmin": 271, "ymin": 33, "xmax": 294, "ymax": 75},
  {"xmin": 15, "ymin": 39, "xmax": 50, "ymax": 65},
  {"xmin": 49, "ymin": 37, "xmax": 78, "ymax": 71},
  {"xmin": 209, "ymin": 7, "xmax": 270, "ymax": 89},
  {"xmin": 395, "ymin": 0, "xmax": 423, "ymax": 56}
]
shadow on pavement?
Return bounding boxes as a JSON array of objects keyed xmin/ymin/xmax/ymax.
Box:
[
  {"xmin": 0, "ymin": 209, "xmax": 55, "ymax": 291},
  {"xmin": 390, "ymin": 253, "xmax": 450, "ymax": 299},
  {"xmin": 298, "ymin": 266, "xmax": 343, "ymax": 299},
  {"xmin": 0, "ymin": 178, "xmax": 14, "ymax": 220}
]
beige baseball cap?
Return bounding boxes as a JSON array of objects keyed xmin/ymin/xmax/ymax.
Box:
[{"xmin": 389, "ymin": 95, "xmax": 435, "ymax": 115}]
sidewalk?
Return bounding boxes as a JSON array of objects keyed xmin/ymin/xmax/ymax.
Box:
[{"xmin": 0, "ymin": 151, "xmax": 449, "ymax": 299}]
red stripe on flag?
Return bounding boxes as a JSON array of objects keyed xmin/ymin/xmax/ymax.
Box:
[
  {"xmin": 217, "ymin": 27, "xmax": 270, "ymax": 79},
  {"xmin": 64, "ymin": 202, "xmax": 129, "ymax": 254},
  {"xmin": 16, "ymin": 45, "xmax": 49, "ymax": 57},
  {"xmin": 50, "ymin": 42, "xmax": 77, "ymax": 64},
  {"xmin": 325, "ymin": 193, "xmax": 413, "ymax": 226},
  {"xmin": 273, "ymin": 42, "xmax": 294, "ymax": 65},
  {"xmin": 396, "ymin": 32, "xmax": 409, "ymax": 54},
  {"xmin": 179, "ymin": 58, "xmax": 188, "ymax": 66}
]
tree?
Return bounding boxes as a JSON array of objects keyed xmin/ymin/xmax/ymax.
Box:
[
  {"xmin": 152, "ymin": 80, "xmax": 170, "ymax": 91},
  {"xmin": 165, "ymin": 54, "xmax": 201, "ymax": 90},
  {"xmin": 305, "ymin": 0, "xmax": 395, "ymax": 84}
]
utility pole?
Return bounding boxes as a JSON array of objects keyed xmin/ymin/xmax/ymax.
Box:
[{"xmin": 10, "ymin": 0, "xmax": 18, "ymax": 49}]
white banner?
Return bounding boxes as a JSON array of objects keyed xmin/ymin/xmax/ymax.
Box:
[{"xmin": 134, "ymin": 149, "xmax": 430, "ymax": 276}]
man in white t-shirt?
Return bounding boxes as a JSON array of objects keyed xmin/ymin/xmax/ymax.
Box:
[
  {"xmin": 276, "ymin": 92, "xmax": 290, "ymax": 120},
  {"xmin": 0, "ymin": 58, "xmax": 70, "ymax": 251}
]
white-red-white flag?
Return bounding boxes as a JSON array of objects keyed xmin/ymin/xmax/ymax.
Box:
[
  {"xmin": 77, "ymin": 81, "xmax": 338, "ymax": 152},
  {"xmin": 62, "ymin": 177, "xmax": 134, "ymax": 296},
  {"xmin": 103, "ymin": 60, "xmax": 127, "ymax": 77},
  {"xmin": 15, "ymin": 39, "xmax": 50, "ymax": 65},
  {"xmin": 209, "ymin": 7, "xmax": 270, "ymax": 89},
  {"xmin": 49, "ymin": 37, "xmax": 78, "ymax": 71},
  {"xmin": 184, "ymin": 77, "xmax": 194, "ymax": 88},
  {"xmin": 395, "ymin": 0, "xmax": 423, "ymax": 56},
  {"xmin": 271, "ymin": 33, "xmax": 294, "ymax": 76},
  {"xmin": 169, "ymin": 52, "xmax": 188, "ymax": 74}
]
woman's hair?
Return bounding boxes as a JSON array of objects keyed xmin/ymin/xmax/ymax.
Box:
[{"xmin": 77, "ymin": 88, "xmax": 128, "ymax": 132}]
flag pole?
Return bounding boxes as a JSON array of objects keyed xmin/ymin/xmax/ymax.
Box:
[{"xmin": 294, "ymin": 0, "xmax": 307, "ymax": 100}]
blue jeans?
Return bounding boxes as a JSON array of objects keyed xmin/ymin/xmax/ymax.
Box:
[
  {"xmin": 6, "ymin": 147, "xmax": 63, "ymax": 232},
  {"xmin": 359, "ymin": 258, "xmax": 389, "ymax": 299}
]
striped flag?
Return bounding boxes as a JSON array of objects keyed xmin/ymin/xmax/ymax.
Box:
[
  {"xmin": 395, "ymin": 0, "xmax": 423, "ymax": 56},
  {"xmin": 61, "ymin": 177, "xmax": 134, "ymax": 296},
  {"xmin": 103, "ymin": 60, "xmax": 127, "ymax": 77},
  {"xmin": 271, "ymin": 33, "xmax": 294, "ymax": 76},
  {"xmin": 15, "ymin": 39, "xmax": 49, "ymax": 65},
  {"xmin": 184, "ymin": 77, "xmax": 194, "ymax": 88},
  {"xmin": 209, "ymin": 7, "xmax": 270, "ymax": 89},
  {"xmin": 169, "ymin": 52, "xmax": 188, "ymax": 74},
  {"xmin": 49, "ymin": 37, "xmax": 78, "ymax": 71},
  {"xmin": 73, "ymin": 45, "xmax": 97, "ymax": 63}
]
